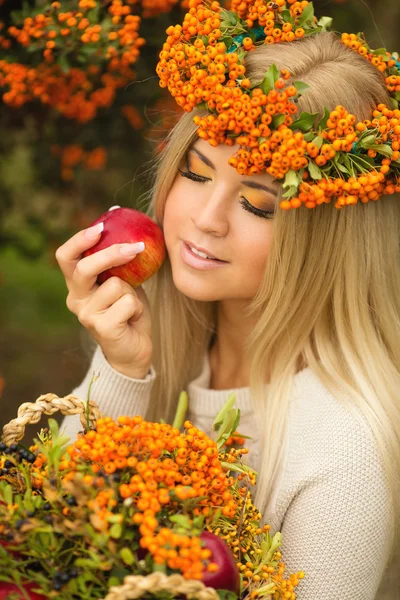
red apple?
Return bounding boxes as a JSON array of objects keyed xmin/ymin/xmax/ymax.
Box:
[
  {"xmin": 200, "ymin": 531, "xmax": 240, "ymax": 594},
  {"xmin": 82, "ymin": 206, "xmax": 166, "ymax": 288},
  {"xmin": 0, "ymin": 582, "xmax": 46, "ymax": 600}
]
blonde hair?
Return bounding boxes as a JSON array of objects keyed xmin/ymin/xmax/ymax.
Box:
[{"xmin": 142, "ymin": 31, "xmax": 400, "ymax": 549}]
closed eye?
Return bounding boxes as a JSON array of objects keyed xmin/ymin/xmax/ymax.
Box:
[{"xmin": 177, "ymin": 168, "xmax": 275, "ymax": 220}]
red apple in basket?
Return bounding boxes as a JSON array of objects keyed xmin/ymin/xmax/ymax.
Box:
[
  {"xmin": 200, "ymin": 531, "xmax": 240, "ymax": 595},
  {"xmin": 82, "ymin": 206, "xmax": 166, "ymax": 288},
  {"xmin": 0, "ymin": 582, "xmax": 46, "ymax": 599}
]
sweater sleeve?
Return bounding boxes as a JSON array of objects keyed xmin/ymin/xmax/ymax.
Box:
[
  {"xmin": 60, "ymin": 344, "xmax": 156, "ymax": 442},
  {"xmin": 275, "ymin": 407, "xmax": 394, "ymax": 600}
]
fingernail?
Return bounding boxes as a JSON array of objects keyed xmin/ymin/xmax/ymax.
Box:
[
  {"xmin": 120, "ymin": 242, "xmax": 145, "ymax": 255},
  {"xmin": 85, "ymin": 222, "xmax": 104, "ymax": 239}
]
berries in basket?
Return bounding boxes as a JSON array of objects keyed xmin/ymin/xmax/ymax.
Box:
[{"xmin": 0, "ymin": 384, "xmax": 304, "ymax": 599}]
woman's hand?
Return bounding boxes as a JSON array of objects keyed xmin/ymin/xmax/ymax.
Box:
[{"xmin": 55, "ymin": 222, "xmax": 153, "ymax": 379}]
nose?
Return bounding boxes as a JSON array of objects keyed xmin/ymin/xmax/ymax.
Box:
[{"xmin": 191, "ymin": 187, "xmax": 230, "ymax": 236}]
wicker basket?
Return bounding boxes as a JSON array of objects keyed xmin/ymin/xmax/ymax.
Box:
[{"xmin": 1, "ymin": 393, "xmax": 221, "ymax": 600}]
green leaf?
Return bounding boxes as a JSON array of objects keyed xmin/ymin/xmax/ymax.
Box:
[
  {"xmin": 212, "ymin": 393, "xmax": 237, "ymax": 431},
  {"xmin": 308, "ymin": 160, "xmax": 322, "ymax": 180},
  {"xmin": 58, "ymin": 54, "xmax": 71, "ymax": 74},
  {"xmin": 109, "ymin": 523, "xmax": 122, "ymax": 539},
  {"xmin": 310, "ymin": 135, "xmax": 323, "ymax": 149},
  {"xmin": 172, "ymin": 391, "xmax": 188, "ymax": 430},
  {"xmin": 282, "ymin": 185, "xmax": 298, "ymax": 199},
  {"xmin": 48, "ymin": 418, "xmax": 59, "ymax": 441},
  {"xmin": 2, "ymin": 484, "xmax": 13, "ymax": 505},
  {"xmin": 298, "ymin": 2, "xmax": 315, "ymax": 25},
  {"xmin": 289, "ymin": 111, "xmax": 319, "ymax": 132},
  {"xmin": 221, "ymin": 462, "xmax": 257, "ymax": 475},
  {"xmin": 303, "ymin": 132, "xmax": 315, "ymax": 142},
  {"xmin": 120, "ymin": 547, "xmax": 135, "ymax": 566},
  {"xmin": 359, "ymin": 133, "xmax": 379, "ymax": 148},
  {"xmin": 293, "ymin": 80, "xmax": 310, "ymax": 96},
  {"xmin": 318, "ymin": 106, "xmax": 331, "ymax": 131},
  {"xmin": 271, "ymin": 114, "xmax": 286, "ymax": 128},
  {"xmin": 260, "ymin": 64, "xmax": 280, "ymax": 95},
  {"xmin": 170, "ymin": 514, "xmax": 192, "ymax": 529},
  {"xmin": 372, "ymin": 144, "xmax": 393, "ymax": 157},
  {"xmin": 317, "ymin": 16, "xmax": 333, "ymax": 31},
  {"xmin": 216, "ymin": 408, "xmax": 241, "ymax": 449},
  {"xmin": 374, "ymin": 48, "xmax": 387, "ymax": 58},
  {"xmin": 193, "ymin": 514, "xmax": 205, "ymax": 529},
  {"xmin": 283, "ymin": 170, "xmax": 300, "ymax": 189},
  {"xmin": 280, "ymin": 10, "xmax": 294, "ymax": 26}
]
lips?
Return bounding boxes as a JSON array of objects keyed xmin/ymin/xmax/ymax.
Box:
[{"xmin": 184, "ymin": 240, "xmax": 225, "ymax": 262}]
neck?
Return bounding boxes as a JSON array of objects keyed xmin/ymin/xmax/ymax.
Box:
[{"xmin": 209, "ymin": 300, "xmax": 258, "ymax": 387}]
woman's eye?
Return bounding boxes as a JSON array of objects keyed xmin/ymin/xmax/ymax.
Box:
[
  {"xmin": 178, "ymin": 167, "xmax": 210, "ymax": 183},
  {"xmin": 178, "ymin": 168, "xmax": 275, "ymax": 220}
]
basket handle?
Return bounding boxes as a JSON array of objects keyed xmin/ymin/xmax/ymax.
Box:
[
  {"xmin": 102, "ymin": 571, "xmax": 220, "ymax": 600},
  {"xmin": 1, "ymin": 393, "xmax": 101, "ymax": 446}
]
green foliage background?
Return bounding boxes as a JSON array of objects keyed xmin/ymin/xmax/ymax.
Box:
[{"xmin": 1, "ymin": 0, "xmax": 400, "ymax": 442}]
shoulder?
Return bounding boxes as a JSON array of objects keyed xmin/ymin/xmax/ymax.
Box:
[{"xmin": 272, "ymin": 367, "xmax": 393, "ymax": 529}]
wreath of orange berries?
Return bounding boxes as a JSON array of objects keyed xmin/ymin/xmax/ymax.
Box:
[{"xmin": 156, "ymin": 0, "xmax": 400, "ymax": 210}]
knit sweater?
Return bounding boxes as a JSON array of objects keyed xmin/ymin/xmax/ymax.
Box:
[{"xmin": 61, "ymin": 345, "xmax": 397, "ymax": 600}]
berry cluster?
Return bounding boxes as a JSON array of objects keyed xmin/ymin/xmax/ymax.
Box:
[
  {"xmin": 0, "ymin": 1, "xmax": 145, "ymax": 122},
  {"xmin": 157, "ymin": 0, "xmax": 400, "ymax": 209}
]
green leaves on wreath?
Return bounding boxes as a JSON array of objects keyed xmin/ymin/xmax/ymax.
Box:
[
  {"xmin": 289, "ymin": 111, "xmax": 319, "ymax": 131},
  {"xmin": 260, "ymin": 64, "xmax": 280, "ymax": 95}
]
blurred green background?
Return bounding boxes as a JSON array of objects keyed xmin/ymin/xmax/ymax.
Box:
[{"xmin": 1, "ymin": 0, "xmax": 400, "ymax": 443}]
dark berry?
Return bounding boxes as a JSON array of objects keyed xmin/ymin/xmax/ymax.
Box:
[
  {"xmin": 69, "ymin": 568, "xmax": 78, "ymax": 578},
  {"xmin": 4, "ymin": 460, "xmax": 14, "ymax": 469},
  {"xmin": 10, "ymin": 444, "xmax": 19, "ymax": 452},
  {"xmin": 66, "ymin": 497, "xmax": 77, "ymax": 506},
  {"xmin": 15, "ymin": 519, "xmax": 25, "ymax": 530},
  {"xmin": 43, "ymin": 502, "xmax": 51, "ymax": 510},
  {"xmin": 26, "ymin": 510, "xmax": 36, "ymax": 517},
  {"xmin": 0, "ymin": 442, "xmax": 6, "ymax": 452},
  {"xmin": 59, "ymin": 572, "xmax": 70, "ymax": 583},
  {"xmin": 25, "ymin": 453, "xmax": 36, "ymax": 464},
  {"xmin": 52, "ymin": 580, "xmax": 63, "ymax": 591},
  {"xmin": 44, "ymin": 515, "xmax": 53, "ymax": 524},
  {"xmin": 3, "ymin": 447, "xmax": 11, "ymax": 455}
]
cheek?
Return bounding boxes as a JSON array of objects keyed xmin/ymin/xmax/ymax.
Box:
[{"xmin": 240, "ymin": 228, "xmax": 272, "ymax": 282}]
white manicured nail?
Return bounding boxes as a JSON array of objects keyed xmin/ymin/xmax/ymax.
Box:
[
  {"xmin": 120, "ymin": 242, "xmax": 145, "ymax": 255},
  {"xmin": 85, "ymin": 222, "xmax": 104, "ymax": 239},
  {"xmin": 108, "ymin": 205, "xmax": 121, "ymax": 211}
]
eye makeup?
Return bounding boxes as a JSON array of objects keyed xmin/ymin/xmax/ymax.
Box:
[{"xmin": 178, "ymin": 152, "xmax": 276, "ymax": 219}]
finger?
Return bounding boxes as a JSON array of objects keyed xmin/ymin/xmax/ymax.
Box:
[
  {"xmin": 72, "ymin": 242, "xmax": 145, "ymax": 300},
  {"xmin": 84, "ymin": 276, "xmax": 137, "ymax": 314},
  {"xmin": 96, "ymin": 293, "xmax": 143, "ymax": 336},
  {"xmin": 55, "ymin": 222, "xmax": 105, "ymax": 286}
]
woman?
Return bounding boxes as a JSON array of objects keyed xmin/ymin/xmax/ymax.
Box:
[{"xmin": 56, "ymin": 30, "xmax": 399, "ymax": 598}]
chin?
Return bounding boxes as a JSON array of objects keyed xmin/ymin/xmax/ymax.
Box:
[{"xmin": 172, "ymin": 271, "xmax": 224, "ymax": 302}]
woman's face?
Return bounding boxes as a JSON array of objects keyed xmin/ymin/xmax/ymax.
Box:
[{"xmin": 163, "ymin": 138, "xmax": 280, "ymax": 302}]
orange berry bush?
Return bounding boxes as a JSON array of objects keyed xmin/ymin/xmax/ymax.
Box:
[
  {"xmin": 0, "ymin": 0, "xmax": 188, "ymax": 185},
  {"xmin": 0, "ymin": 389, "xmax": 304, "ymax": 599}
]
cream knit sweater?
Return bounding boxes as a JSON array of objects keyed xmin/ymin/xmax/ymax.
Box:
[{"xmin": 61, "ymin": 345, "xmax": 397, "ymax": 599}]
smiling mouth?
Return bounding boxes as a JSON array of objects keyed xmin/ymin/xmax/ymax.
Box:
[{"xmin": 185, "ymin": 243, "xmax": 227, "ymax": 262}]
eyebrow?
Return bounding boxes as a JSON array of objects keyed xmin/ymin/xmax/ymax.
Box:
[{"xmin": 189, "ymin": 147, "xmax": 278, "ymax": 197}]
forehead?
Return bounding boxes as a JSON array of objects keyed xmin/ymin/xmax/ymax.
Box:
[{"xmin": 190, "ymin": 139, "xmax": 280, "ymax": 192}]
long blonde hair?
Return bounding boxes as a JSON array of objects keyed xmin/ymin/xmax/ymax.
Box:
[{"xmin": 142, "ymin": 31, "xmax": 400, "ymax": 545}]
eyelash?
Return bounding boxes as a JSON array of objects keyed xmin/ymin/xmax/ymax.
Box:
[{"xmin": 177, "ymin": 168, "xmax": 275, "ymax": 220}]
